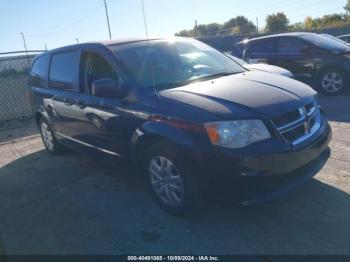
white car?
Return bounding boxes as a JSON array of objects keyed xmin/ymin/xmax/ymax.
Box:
[{"xmin": 225, "ymin": 53, "xmax": 294, "ymax": 78}]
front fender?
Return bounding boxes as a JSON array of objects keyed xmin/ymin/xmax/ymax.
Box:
[
  {"xmin": 130, "ymin": 119, "xmax": 204, "ymax": 164},
  {"xmin": 34, "ymin": 104, "xmax": 55, "ymax": 130},
  {"xmin": 132, "ymin": 120, "xmax": 196, "ymax": 148}
]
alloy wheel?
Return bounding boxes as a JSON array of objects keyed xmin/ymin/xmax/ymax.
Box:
[
  {"xmin": 321, "ymin": 72, "xmax": 343, "ymax": 94},
  {"xmin": 41, "ymin": 122, "xmax": 54, "ymax": 151},
  {"xmin": 148, "ymin": 156, "xmax": 184, "ymax": 206}
]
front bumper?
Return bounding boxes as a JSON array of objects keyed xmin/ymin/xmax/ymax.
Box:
[{"xmin": 193, "ymin": 120, "xmax": 332, "ymax": 204}]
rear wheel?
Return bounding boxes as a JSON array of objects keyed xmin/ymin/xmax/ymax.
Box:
[
  {"xmin": 143, "ymin": 142, "xmax": 201, "ymax": 215},
  {"xmin": 39, "ymin": 118, "xmax": 65, "ymax": 155},
  {"xmin": 317, "ymin": 68, "xmax": 347, "ymax": 95}
]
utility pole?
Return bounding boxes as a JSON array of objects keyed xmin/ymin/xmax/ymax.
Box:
[
  {"xmin": 103, "ymin": 0, "xmax": 112, "ymax": 39},
  {"xmin": 45, "ymin": 43, "xmax": 48, "ymax": 51},
  {"xmin": 76, "ymin": 38, "xmax": 79, "ymax": 44},
  {"xmin": 20, "ymin": 32, "xmax": 30, "ymax": 66},
  {"xmin": 256, "ymin": 17, "xmax": 259, "ymax": 33}
]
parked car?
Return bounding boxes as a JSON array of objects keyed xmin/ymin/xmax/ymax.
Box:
[
  {"xmin": 337, "ymin": 34, "xmax": 350, "ymax": 44},
  {"xmin": 321, "ymin": 33, "xmax": 350, "ymax": 46},
  {"xmin": 28, "ymin": 38, "xmax": 331, "ymax": 215},
  {"xmin": 225, "ymin": 53, "xmax": 294, "ymax": 78},
  {"xmin": 233, "ymin": 32, "xmax": 350, "ymax": 95}
]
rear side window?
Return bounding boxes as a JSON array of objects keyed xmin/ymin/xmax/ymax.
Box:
[
  {"xmin": 28, "ymin": 55, "xmax": 49, "ymax": 87},
  {"xmin": 277, "ymin": 37, "xmax": 308, "ymax": 54},
  {"xmin": 49, "ymin": 51, "xmax": 79, "ymax": 89},
  {"xmin": 250, "ymin": 39, "xmax": 274, "ymax": 54}
]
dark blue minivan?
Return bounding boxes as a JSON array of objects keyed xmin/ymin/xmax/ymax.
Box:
[{"xmin": 28, "ymin": 37, "xmax": 331, "ymax": 215}]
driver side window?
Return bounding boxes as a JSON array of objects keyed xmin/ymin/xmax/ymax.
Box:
[{"xmin": 81, "ymin": 52, "xmax": 119, "ymax": 95}]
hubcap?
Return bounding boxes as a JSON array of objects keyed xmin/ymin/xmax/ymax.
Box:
[
  {"xmin": 321, "ymin": 72, "xmax": 343, "ymax": 93},
  {"xmin": 149, "ymin": 156, "xmax": 184, "ymax": 206},
  {"xmin": 41, "ymin": 122, "xmax": 54, "ymax": 151}
]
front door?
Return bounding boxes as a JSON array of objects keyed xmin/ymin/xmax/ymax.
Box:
[
  {"xmin": 65, "ymin": 51, "xmax": 131, "ymax": 157},
  {"xmin": 270, "ymin": 37, "xmax": 315, "ymax": 80}
]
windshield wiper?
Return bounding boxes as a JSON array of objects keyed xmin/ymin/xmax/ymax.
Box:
[
  {"xmin": 156, "ymin": 72, "xmax": 242, "ymax": 91},
  {"xmin": 194, "ymin": 72, "xmax": 240, "ymax": 82}
]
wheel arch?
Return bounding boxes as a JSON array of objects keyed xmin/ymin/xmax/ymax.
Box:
[
  {"xmin": 34, "ymin": 107, "xmax": 54, "ymax": 128},
  {"xmin": 130, "ymin": 121, "xmax": 197, "ymax": 165},
  {"xmin": 316, "ymin": 65, "xmax": 347, "ymax": 79}
]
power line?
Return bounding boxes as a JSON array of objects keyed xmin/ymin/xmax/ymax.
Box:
[{"xmin": 27, "ymin": 4, "xmax": 104, "ymax": 38}]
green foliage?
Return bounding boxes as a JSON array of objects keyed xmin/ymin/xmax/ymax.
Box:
[
  {"xmin": 301, "ymin": 13, "xmax": 350, "ymax": 30},
  {"xmin": 289, "ymin": 22, "xmax": 305, "ymax": 31},
  {"xmin": 265, "ymin": 12, "xmax": 289, "ymax": 33},
  {"xmin": 175, "ymin": 1, "xmax": 350, "ymax": 37},
  {"xmin": 345, "ymin": 0, "xmax": 350, "ymax": 14},
  {"xmin": 175, "ymin": 16, "xmax": 257, "ymax": 37}
]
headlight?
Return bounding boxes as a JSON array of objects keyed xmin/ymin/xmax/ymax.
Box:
[{"xmin": 204, "ymin": 119, "xmax": 271, "ymax": 149}]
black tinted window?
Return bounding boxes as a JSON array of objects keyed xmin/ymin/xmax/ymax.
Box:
[
  {"xmin": 29, "ymin": 55, "xmax": 49, "ymax": 87},
  {"xmin": 49, "ymin": 51, "xmax": 78, "ymax": 89},
  {"xmin": 277, "ymin": 37, "xmax": 308, "ymax": 53},
  {"xmin": 300, "ymin": 34, "xmax": 350, "ymax": 54},
  {"xmin": 250, "ymin": 39, "xmax": 274, "ymax": 53}
]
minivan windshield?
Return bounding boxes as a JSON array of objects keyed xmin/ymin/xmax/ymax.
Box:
[
  {"xmin": 321, "ymin": 33, "xmax": 349, "ymax": 46},
  {"xmin": 111, "ymin": 38, "xmax": 245, "ymax": 91},
  {"xmin": 300, "ymin": 33, "xmax": 350, "ymax": 54}
]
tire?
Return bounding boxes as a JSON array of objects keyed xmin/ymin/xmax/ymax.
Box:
[
  {"xmin": 143, "ymin": 141, "xmax": 201, "ymax": 216},
  {"xmin": 316, "ymin": 68, "xmax": 347, "ymax": 95},
  {"xmin": 38, "ymin": 118, "xmax": 66, "ymax": 155}
]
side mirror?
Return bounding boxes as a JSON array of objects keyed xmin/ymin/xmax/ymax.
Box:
[{"xmin": 91, "ymin": 78, "xmax": 127, "ymax": 99}]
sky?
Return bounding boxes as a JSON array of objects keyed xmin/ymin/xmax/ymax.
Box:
[{"xmin": 0, "ymin": 0, "xmax": 347, "ymax": 52}]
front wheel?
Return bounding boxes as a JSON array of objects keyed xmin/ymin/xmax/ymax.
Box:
[
  {"xmin": 143, "ymin": 142, "xmax": 201, "ymax": 216},
  {"xmin": 317, "ymin": 69, "xmax": 347, "ymax": 95}
]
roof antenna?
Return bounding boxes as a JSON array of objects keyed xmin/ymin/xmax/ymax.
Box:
[
  {"xmin": 141, "ymin": 0, "xmax": 158, "ymax": 96},
  {"xmin": 141, "ymin": 0, "xmax": 149, "ymax": 40}
]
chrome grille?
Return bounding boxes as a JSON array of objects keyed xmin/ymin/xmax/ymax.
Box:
[{"xmin": 272, "ymin": 100, "xmax": 322, "ymax": 145}]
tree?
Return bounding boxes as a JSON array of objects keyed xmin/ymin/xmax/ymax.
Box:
[
  {"xmin": 345, "ymin": 0, "xmax": 350, "ymax": 14},
  {"xmin": 289, "ymin": 22, "xmax": 305, "ymax": 31},
  {"xmin": 175, "ymin": 29, "xmax": 195, "ymax": 37},
  {"xmin": 302, "ymin": 13, "xmax": 348, "ymax": 30},
  {"xmin": 265, "ymin": 12, "xmax": 289, "ymax": 33},
  {"xmin": 235, "ymin": 16, "xmax": 257, "ymax": 34},
  {"xmin": 221, "ymin": 16, "xmax": 257, "ymax": 35},
  {"xmin": 205, "ymin": 23, "xmax": 221, "ymax": 36},
  {"xmin": 304, "ymin": 16, "xmax": 316, "ymax": 29},
  {"xmin": 175, "ymin": 16, "xmax": 256, "ymax": 37}
]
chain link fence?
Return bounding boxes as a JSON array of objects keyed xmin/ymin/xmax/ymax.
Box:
[{"xmin": 0, "ymin": 53, "xmax": 40, "ymax": 122}]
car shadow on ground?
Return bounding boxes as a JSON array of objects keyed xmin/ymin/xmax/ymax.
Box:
[{"xmin": 0, "ymin": 149, "xmax": 349, "ymax": 254}]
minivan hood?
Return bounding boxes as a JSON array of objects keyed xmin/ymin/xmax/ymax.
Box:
[
  {"xmin": 159, "ymin": 71, "xmax": 316, "ymax": 119},
  {"xmin": 244, "ymin": 63, "xmax": 294, "ymax": 78}
]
